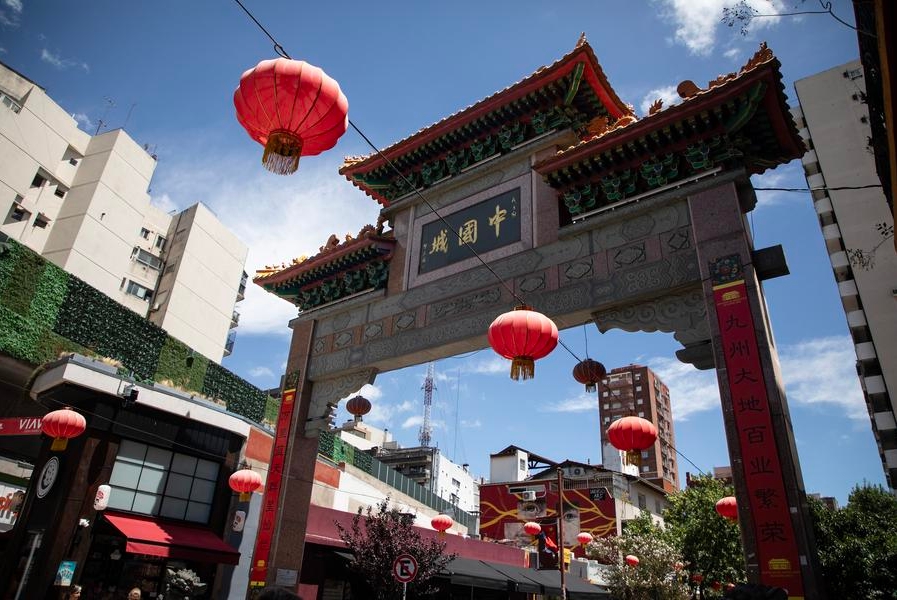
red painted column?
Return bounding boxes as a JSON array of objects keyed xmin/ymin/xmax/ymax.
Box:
[{"xmin": 688, "ymin": 181, "xmax": 823, "ymax": 599}]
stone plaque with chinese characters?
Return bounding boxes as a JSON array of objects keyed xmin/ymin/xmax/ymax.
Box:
[{"xmin": 418, "ymin": 188, "xmax": 520, "ymax": 273}]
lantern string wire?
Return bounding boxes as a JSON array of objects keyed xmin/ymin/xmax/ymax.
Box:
[{"xmin": 231, "ymin": 0, "xmax": 583, "ymax": 363}]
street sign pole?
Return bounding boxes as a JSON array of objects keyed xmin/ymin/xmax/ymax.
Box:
[{"xmin": 402, "ymin": 581, "xmax": 407, "ymax": 600}]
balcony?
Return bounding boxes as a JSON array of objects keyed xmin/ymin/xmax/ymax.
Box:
[
  {"xmin": 814, "ymin": 196, "xmax": 834, "ymax": 216},
  {"xmin": 224, "ymin": 330, "xmax": 236, "ymax": 356},
  {"xmin": 855, "ymin": 341, "xmax": 877, "ymax": 361},
  {"xmin": 846, "ymin": 310, "xmax": 868, "ymax": 329},
  {"xmin": 807, "ymin": 173, "xmax": 825, "ymax": 190},
  {"xmin": 230, "ymin": 310, "xmax": 240, "ymax": 329}
]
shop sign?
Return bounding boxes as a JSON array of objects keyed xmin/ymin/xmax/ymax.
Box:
[
  {"xmin": 0, "ymin": 416, "xmax": 42, "ymax": 436},
  {"xmin": 36, "ymin": 457, "xmax": 60, "ymax": 499},
  {"xmin": 54, "ymin": 560, "xmax": 76, "ymax": 586},
  {"xmin": 0, "ymin": 482, "xmax": 26, "ymax": 532}
]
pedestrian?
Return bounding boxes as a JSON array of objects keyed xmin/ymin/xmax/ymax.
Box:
[
  {"xmin": 63, "ymin": 585, "xmax": 82, "ymax": 600},
  {"xmin": 127, "ymin": 588, "xmax": 142, "ymax": 600}
]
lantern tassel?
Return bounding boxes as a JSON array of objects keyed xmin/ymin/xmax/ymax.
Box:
[
  {"xmin": 585, "ymin": 382, "xmax": 596, "ymax": 393},
  {"xmin": 262, "ymin": 130, "xmax": 303, "ymax": 175},
  {"xmin": 51, "ymin": 437, "xmax": 68, "ymax": 451},
  {"xmin": 624, "ymin": 450, "xmax": 641, "ymax": 467},
  {"xmin": 239, "ymin": 491, "xmax": 251, "ymax": 502},
  {"xmin": 510, "ymin": 357, "xmax": 535, "ymax": 381}
]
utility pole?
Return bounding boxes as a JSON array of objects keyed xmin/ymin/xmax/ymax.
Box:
[
  {"xmin": 557, "ymin": 468, "xmax": 567, "ymax": 600},
  {"xmin": 418, "ymin": 362, "xmax": 434, "ymax": 447}
]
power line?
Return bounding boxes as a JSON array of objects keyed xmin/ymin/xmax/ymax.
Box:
[{"xmin": 755, "ymin": 184, "xmax": 882, "ymax": 192}]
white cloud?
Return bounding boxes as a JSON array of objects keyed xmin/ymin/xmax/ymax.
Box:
[
  {"xmin": 750, "ymin": 163, "xmax": 805, "ymax": 208},
  {"xmin": 723, "ymin": 47, "xmax": 740, "ymax": 59},
  {"xmin": 41, "ymin": 48, "xmax": 89, "ymax": 73},
  {"xmin": 0, "ymin": 0, "xmax": 22, "ymax": 27},
  {"xmin": 464, "ymin": 356, "xmax": 510, "ymax": 375},
  {"xmin": 152, "ymin": 150, "xmax": 381, "ymax": 337},
  {"xmin": 249, "ymin": 366, "xmax": 274, "ymax": 379},
  {"xmin": 150, "ymin": 192, "xmax": 178, "ymax": 215},
  {"xmin": 778, "ymin": 335, "xmax": 866, "ymax": 420},
  {"xmin": 639, "ymin": 85, "xmax": 681, "ymax": 116},
  {"xmin": 541, "ymin": 392, "xmax": 597, "ymax": 413},
  {"xmin": 461, "ymin": 418, "xmax": 482, "ymax": 428},
  {"xmin": 402, "ymin": 415, "xmax": 423, "ymax": 429},
  {"xmin": 0, "ymin": 47, "xmax": 6, "ymax": 54},
  {"xmin": 648, "ymin": 335, "xmax": 867, "ymax": 421},
  {"xmin": 654, "ymin": 0, "xmax": 786, "ymax": 55},
  {"xmin": 71, "ymin": 112, "xmax": 93, "ymax": 131}
]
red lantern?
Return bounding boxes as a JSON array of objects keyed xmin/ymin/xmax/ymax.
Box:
[
  {"xmin": 488, "ymin": 306, "xmax": 558, "ymax": 380},
  {"xmin": 692, "ymin": 573, "xmax": 704, "ymax": 584},
  {"xmin": 431, "ymin": 514, "xmax": 453, "ymax": 536},
  {"xmin": 576, "ymin": 532, "xmax": 593, "ymax": 545},
  {"xmin": 234, "ymin": 58, "xmax": 349, "ymax": 175},
  {"xmin": 41, "ymin": 407, "xmax": 87, "ymax": 451},
  {"xmin": 715, "ymin": 496, "xmax": 738, "ymax": 521},
  {"xmin": 572, "ymin": 359, "xmax": 606, "ymax": 393},
  {"xmin": 712, "ymin": 581, "xmax": 722, "ymax": 591},
  {"xmin": 229, "ymin": 469, "xmax": 262, "ymax": 502},
  {"xmin": 346, "ymin": 395, "xmax": 371, "ymax": 421},
  {"xmin": 725, "ymin": 583, "xmax": 736, "ymax": 592},
  {"xmin": 523, "ymin": 521, "xmax": 542, "ymax": 536},
  {"xmin": 606, "ymin": 416, "xmax": 657, "ymax": 466},
  {"xmin": 624, "ymin": 555, "xmax": 639, "ymax": 567}
]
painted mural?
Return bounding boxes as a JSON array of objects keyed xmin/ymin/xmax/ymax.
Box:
[{"xmin": 479, "ymin": 480, "xmax": 616, "ymax": 558}]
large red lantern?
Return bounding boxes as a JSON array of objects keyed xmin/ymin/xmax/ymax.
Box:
[
  {"xmin": 234, "ymin": 58, "xmax": 349, "ymax": 175},
  {"xmin": 576, "ymin": 531, "xmax": 593, "ymax": 545},
  {"xmin": 229, "ymin": 469, "xmax": 262, "ymax": 502},
  {"xmin": 431, "ymin": 514, "xmax": 453, "ymax": 536},
  {"xmin": 41, "ymin": 407, "xmax": 87, "ymax": 451},
  {"xmin": 488, "ymin": 306, "xmax": 558, "ymax": 380},
  {"xmin": 606, "ymin": 416, "xmax": 657, "ymax": 466},
  {"xmin": 572, "ymin": 358, "xmax": 606, "ymax": 393},
  {"xmin": 715, "ymin": 496, "xmax": 738, "ymax": 521},
  {"xmin": 523, "ymin": 521, "xmax": 542, "ymax": 536},
  {"xmin": 346, "ymin": 395, "xmax": 371, "ymax": 422},
  {"xmin": 625, "ymin": 555, "xmax": 639, "ymax": 567}
]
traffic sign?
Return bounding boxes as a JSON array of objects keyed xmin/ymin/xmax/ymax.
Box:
[{"xmin": 392, "ymin": 553, "xmax": 418, "ymax": 583}]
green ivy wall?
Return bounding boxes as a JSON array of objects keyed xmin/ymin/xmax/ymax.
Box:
[{"xmin": 0, "ymin": 237, "xmax": 273, "ymax": 425}]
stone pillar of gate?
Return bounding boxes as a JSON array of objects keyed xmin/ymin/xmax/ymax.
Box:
[
  {"xmin": 265, "ymin": 317, "xmax": 379, "ymax": 591},
  {"xmin": 688, "ymin": 181, "xmax": 823, "ymax": 598}
]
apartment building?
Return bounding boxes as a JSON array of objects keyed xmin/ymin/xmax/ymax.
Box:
[
  {"xmin": 0, "ymin": 61, "xmax": 247, "ymax": 362},
  {"xmin": 598, "ymin": 365, "xmax": 679, "ymax": 493},
  {"xmin": 793, "ymin": 60, "xmax": 897, "ymax": 490}
]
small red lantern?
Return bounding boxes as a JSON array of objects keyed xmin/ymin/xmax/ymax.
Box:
[
  {"xmin": 725, "ymin": 583, "xmax": 736, "ymax": 592},
  {"xmin": 346, "ymin": 395, "xmax": 372, "ymax": 422},
  {"xmin": 576, "ymin": 532, "xmax": 593, "ymax": 545},
  {"xmin": 692, "ymin": 573, "xmax": 704, "ymax": 584},
  {"xmin": 431, "ymin": 514, "xmax": 453, "ymax": 536},
  {"xmin": 624, "ymin": 555, "xmax": 639, "ymax": 567},
  {"xmin": 572, "ymin": 359, "xmax": 606, "ymax": 393},
  {"xmin": 523, "ymin": 521, "xmax": 542, "ymax": 536},
  {"xmin": 488, "ymin": 306, "xmax": 558, "ymax": 380},
  {"xmin": 606, "ymin": 416, "xmax": 657, "ymax": 466},
  {"xmin": 234, "ymin": 58, "xmax": 349, "ymax": 175},
  {"xmin": 41, "ymin": 407, "xmax": 87, "ymax": 451},
  {"xmin": 715, "ymin": 496, "xmax": 738, "ymax": 521},
  {"xmin": 229, "ymin": 469, "xmax": 262, "ymax": 502}
]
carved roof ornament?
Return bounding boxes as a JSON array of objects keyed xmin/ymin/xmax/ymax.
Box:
[
  {"xmin": 648, "ymin": 98, "xmax": 664, "ymax": 115},
  {"xmin": 742, "ymin": 41, "xmax": 774, "ymax": 73},
  {"xmin": 576, "ymin": 32, "xmax": 588, "ymax": 48},
  {"xmin": 677, "ymin": 80, "xmax": 700, "ymax": 99},
  {"xmin": 254, "ymin": 223, "xmax": 393, "ymax": 281}
]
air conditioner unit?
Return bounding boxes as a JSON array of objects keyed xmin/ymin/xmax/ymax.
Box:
[{"xmin": 520, "ymin": 491, "xmax": 536, "ymax": 501}]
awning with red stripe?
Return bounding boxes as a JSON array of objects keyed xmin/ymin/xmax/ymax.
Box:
[{"xmin": 104, "ymin": 512, "xmax": 240, "ymax": 565}]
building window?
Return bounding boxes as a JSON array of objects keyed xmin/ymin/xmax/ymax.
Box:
[
  {"xmin": 451, "ymin": 478, "xmax": 460, "ymax": 488},
  {"xmin": 156, "ymin": 235, "xmax": 166, "ymax": 250},
  {"xmin": 107, "ymin": 440, "xmax": 219, "ymax": 523},
  {"xmin": 846, "ymin": 68, "xmax": 863, "ymax": 80},
  {"xmin": 54, "ymin": 187, "xmax": 66, "ymax": 198},
  {"xmin": 641, "ymin": 465, "xmax": 650, "ymax": 473},
  {"xmin": 602, "ymin": 403, "xmax": 609, "ymax": 409},
  {"xmin": 33, "ymin": 213, "xmax": 50, "ymax": 228},
  {"xmin": 132, "ymin": 247, "xmax": 163, "ymax": 270},
  {"xmin": 637, "ymin": 493, "xmax": 647, "ymax": 509},
  {"xmin": 6, "ymin": 200, "xmax": 29, "ymax": 223},
  {"xmin": 140, "ymin": 227, "xmax": 151, "ymax": 239},
  {"xmin": 634, "ymin": 373, "xmax": 641, "ymax": 381},
  {"xmin": 31, "ymin": 173, "xmax": 47, "ymax": 188},
  {"xmin": 125, "ymin": 280, "xmax": 153, "ymax": 301},
  {"xmin": 641, "ymin": 451, "xmax": 649, "ymax": 458},
  {"xmin": 636, "ymin": 398, "xmax": 643, "ymax": 405},
  {"xmin": 1, "ymin": 92, "xmax": 22, "ymax": 113},
  {"xmin": 519, "ymin": 458, "xmax": 526, "ymax": 471},
  {"xmin": 637, "ymin": 411, "xmax": 644, "ymax": 417},
  {"xmin": 635, "ymin": 386, "xmax": 642, "ymax": 392}
]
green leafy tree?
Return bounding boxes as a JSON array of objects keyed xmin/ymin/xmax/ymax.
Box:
[
  {"xmin": 663, "ymin": 475, "xmax": 746, "ymax": 594},
  {"xmin": 335, "ymin": 498, "xmax": 455, "ymax": 600},
  {"xmin": 585, "ymin": 512, "xmax": 689, "ymax": 600},
  {"xmin": 809, "ymin": 484, "xmax": 897, "ymax": 599}
]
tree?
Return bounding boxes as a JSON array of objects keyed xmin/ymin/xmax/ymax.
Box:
[
  {"xmin": 585, "ymin": 512, "xmax": 689, "ymax": 600},
  {"xmin": 808, "ymin": 484, "xmax": 897, "ymax": 598},
  {"xmin": 335, "ymin": 498, "xmax": 455, "ymax": 600},
  {"xmin": 663, "ymin": 476, "xmax": 746, "ymax": 594}
]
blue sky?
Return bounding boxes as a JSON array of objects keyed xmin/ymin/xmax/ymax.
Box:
[{"xmin": 1, "ymin": 0, "xmax": 884, "ymax": 503}]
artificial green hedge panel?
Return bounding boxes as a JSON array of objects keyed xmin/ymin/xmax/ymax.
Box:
[
  {"xmin": 54, "ymin": 278, "xmax": 166, "ymax": 380},
  {"xmin": 155, "ymin": 336, "xmax": 210, "ymax": 391},
  {"xmin": 30, "ymin": 261, "xmax": 69, "ymax": 331},
  {"xmin": 202, "ymin": 360, "xmax": 266, "ymax": 423}
]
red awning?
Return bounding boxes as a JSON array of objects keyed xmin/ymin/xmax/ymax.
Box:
[{"xmin": 104, "ymin": 513, "xmax": 240, "ymax": 565}]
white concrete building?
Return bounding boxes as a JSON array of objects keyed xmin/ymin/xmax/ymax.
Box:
[
  {"xmin": 0, "ymin": 61, "xmax": 247, "ymax": 362},
  {"xmin": 794, "ymin": 60, "xmax": 897, "ymax": 490}
]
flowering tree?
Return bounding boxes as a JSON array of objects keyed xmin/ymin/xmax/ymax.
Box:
[
  {"xmin": 585, "ymin": 512, "xmax": 689, "ymax": 600},
  {"xmin": 335, "ymin": 498, "xmax": 455, "ymax": 600}
]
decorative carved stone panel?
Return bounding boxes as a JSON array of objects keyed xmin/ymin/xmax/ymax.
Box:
[{"xmin": 306, "ymin": 368, "xmax": 377, "ymax": 436}]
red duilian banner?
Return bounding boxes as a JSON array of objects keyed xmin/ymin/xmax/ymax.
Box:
[
  {"xmin": 249, "ymin": 387, "xmax": 297, "ymax": 587},
  {"xmin": 713, "ymin": 279, "xmax": 803, "ymax": 599}
]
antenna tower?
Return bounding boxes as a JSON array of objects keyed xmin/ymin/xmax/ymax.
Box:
[{"xmin": 418, "ymin": 363, "xmax": 435, "ymax": 447}]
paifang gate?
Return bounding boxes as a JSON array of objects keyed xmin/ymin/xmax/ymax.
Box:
[{"xmin": 252, "ymin": 37, "xmax": 823, "ymax": 599}]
